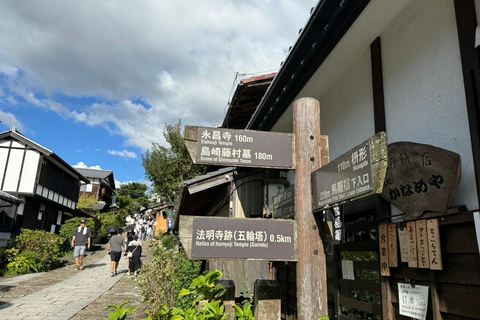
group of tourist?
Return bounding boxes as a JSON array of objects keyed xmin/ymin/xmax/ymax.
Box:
[{"xmin": 71, "ymin": 218, "xmax": 144, "ymax": 277}]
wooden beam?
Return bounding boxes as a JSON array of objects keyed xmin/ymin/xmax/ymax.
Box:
[{"xmin": 293, "ymin": 97, "xmax": 328, "ymax": 319}]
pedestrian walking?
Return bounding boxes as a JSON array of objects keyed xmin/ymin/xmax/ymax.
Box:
[
  {"xmin": 126, "ymin": 234, "xmax": 142, "ymax": 276},
  {"xmin": 107, "ymin": 228, "xmax": 125, "ymax": 276},
  {"xmin": 71, "ymin": 219, "xmax": 91, "ymax": 270}
]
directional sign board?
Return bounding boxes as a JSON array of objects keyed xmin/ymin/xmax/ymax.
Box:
[
  {"xmin": 311, "ymin": 132, "xmax": 387, "ymax": 211},
  {"xmin": 179, "ymin": 216, "xmax": 297, "ymax": 261},
  {"xmin": 184, "ymin": 126, "xmax": 295, "ymax": 169}
]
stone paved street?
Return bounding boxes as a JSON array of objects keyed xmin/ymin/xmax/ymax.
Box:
[{"xmin": 0, "ymin": 243, "xmax": 153, "ymax": 320}]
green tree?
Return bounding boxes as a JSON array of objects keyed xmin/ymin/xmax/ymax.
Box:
[
  {"xmin": 116, "ymin": 182, "xmax": 148, "ymax": 199},
  {"xmin": 77, "ymin": 194, "xmax": 98, "ymax": 212},
  {"xmin": 142, "ymin": 120, "xmax": 204, "ymax": 207}
]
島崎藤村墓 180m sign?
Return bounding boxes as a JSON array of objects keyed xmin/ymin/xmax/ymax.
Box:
[{"xmin": 195, "ymin": 127, "xmax": 294, "ymax": 169}]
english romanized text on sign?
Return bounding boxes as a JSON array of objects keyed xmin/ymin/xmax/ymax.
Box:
[
  {"xmin": 312, "ymin": 140, "xmax": 373, "ymax": 210},
  {"xmin": 196, "ymin": 127, "xmax": 294, "ymax": 169},
  {"xmin": 191, "ymin": 217, "xmax": 296, "ymax": 260}
]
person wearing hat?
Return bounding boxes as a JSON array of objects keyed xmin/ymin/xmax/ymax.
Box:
[{"xmin": 71, "ymin": 219, "xmax": 91, "ymax": 270}]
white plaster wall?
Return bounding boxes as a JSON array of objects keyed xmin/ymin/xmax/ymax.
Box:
[
  {"xmin": 381, "ymin": 0, "xmax": 478, "ymax": 209},
  {"xmin": 18, "ymin": 150, "xmax": 40, "ymax": 193},
  {"xmin": 318, "ymin": 48, "xmax": 375, "ymax": 160},
  {"xmin": 3, "ymin": 149, "xmax": 23, "ymax": 192}
]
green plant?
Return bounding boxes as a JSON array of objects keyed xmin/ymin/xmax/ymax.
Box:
[
  {"xmin": 179, "ymin": 270, "xmax": 226, "ymax": 305},
  {"xmin": 14, "ymin": 229, "xmax": 63, "ymax": 270},
  {"xmin": 138, "ymin": 240, "xmax": 201, "ymax": 312},
  {"xmin": 234, "ymin": 305, "xmax": 255, "ymax": 320},
  {"xmin": 104, "ymin": 301, "xmax": 137, "ymax": 320},
  {"xmin": 6, "ymin": 251, "xmax": 43, "ymax": 275}
]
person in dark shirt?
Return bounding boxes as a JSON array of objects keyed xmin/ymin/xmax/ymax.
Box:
[
  {"xmin": 107, "ymin": 229, "xmax": 125, "ymax": 276},
  {"xmin": 71, "ymin": 220, "xmax": 91, "ymax": 270}
]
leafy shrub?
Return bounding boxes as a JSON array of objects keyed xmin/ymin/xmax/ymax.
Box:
[
  {"xmin": 59, "ymin": 217, "xmax": 96, "ymax": 252},
  {"xmin": 0, "ymin": 247, "xmax": 9, "ymax": 276},
  {"xmin": 7, "ymin": 251, "xmax": 43, "ymax": 275},
  {"xmin": 137, "ymin": 239, "xmax": 202, "ymax": 313},
  {"xmin": 150, "ymin": 271, "xmax": 255, "ymax": 320},
  {"xmin": 14, "ymin": 228, "xmax": 64, "ymax": 270}
]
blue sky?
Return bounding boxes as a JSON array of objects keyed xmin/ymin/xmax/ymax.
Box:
[{"xmin": 0, "ymin": 0, "xmax": 314, "ymax": 188}]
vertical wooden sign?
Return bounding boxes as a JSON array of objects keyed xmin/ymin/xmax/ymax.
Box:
[
  {"xmin": 427, "ymin": 219, "xmax": 442, "ymax": 270},
  {"xmin": 388, "ymin": 224, "xmax": 398, "ymax": 267},
  {"xmin": 398, "ymin": 226, "xmax": 409, "ymax": 263},
  {"xmin": 407, "ymin": 221, "xmax": 418, "ymax": 268},
  {"xmin": 416, "ymin": 220, "xmax": 430, "ymax": 268},
  {"xmin": 379, "ymin": 224, "xmax": 390, "ymax": 276}
]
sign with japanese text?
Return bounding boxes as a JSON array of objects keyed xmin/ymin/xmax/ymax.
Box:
[
  {"xmin": 388, "ymin": 224, "xmax": 398, "ymax": 267},
  {"xmin": 407, "ymin": 221, "xmax": 418, "ymax": 268},
  {"xmin": 398, "ymin": 283, "xmax": 429, "ymax": 320},
  {"xmin": 191, "ymin": 126, "xmax": 294, "ymax": 169},
  {"xmin": 427, "ymin": 219, "xmax": 442, "ymax": 270},
  {"xmin": 398, "ymin": 226, "xmax": 409, "ymax": 263},
  {"xmin": 185, "ymin": 216, "xmax": 296, "ymax": 261},
  {"xmin": 324, "ymin": 206, "xmax": 344, "ymax": 244},
  {"xmin": 381, "ymin": 142, "xmax": 461, "ymax": 220},
  {"xmin": 379, "ymin": 224, "xmax": 390, "ymax": 276},
  {"xmin": 272, "ymin": 185, "xmax": 295, "ymax": 219},
  {"xmin": 416, "ymin": 220, "xmax": 429, "ymax": 269},
  {"xmin": 312, "ymin": 132, "xmax": 387, "ymax": 211}
]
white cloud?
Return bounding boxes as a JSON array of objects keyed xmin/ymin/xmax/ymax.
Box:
[
  {"xmin": 0, "ymin": 110, "xmax": 24, "ymax": 132},
  {"xmin": 73, "ymin": 162, "xmax": 102, "ymax": 170},
  {"xmin": 107, "ymin": 149, "xmax": 138, "ymax": 159},
  {"xmin": 0, "ymin": 0, "xmax": 314, "ymax": 150}
]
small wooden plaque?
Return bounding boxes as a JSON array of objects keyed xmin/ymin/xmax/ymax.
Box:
[
  {"xmin": 398, "ymin": 226, "xmax": 409, "ymax": 263},
  {"xmin": 379, "ymin": 224, "xmax": 390, "ymax": 276},
  {"xmin": 407, "ymin": 221, "xmax": 418, "ymax": 268},
  {"xmin": 416, "ymin": 220, "xmax": 429, "ymax": 268},
  {"xmin": 388, "ymin": 224, "xmax": 398, "ymax": 267},
  {"xmin": 427, "ymin": 219, "xmax": 442, "ymax": 270}
]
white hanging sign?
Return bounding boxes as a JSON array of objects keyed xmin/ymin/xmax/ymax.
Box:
[{"xmin": 398, "ymin": 283, "xmax": 429, "ymax": 320}]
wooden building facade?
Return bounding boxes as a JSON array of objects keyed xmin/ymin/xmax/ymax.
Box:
[
  {"xmin": 0, "ymin": 127, "xmax": 89, "ymax": 245},
  {"xmin": 243, "ymin": 0, "xmax": 480, "ymax": 319}
]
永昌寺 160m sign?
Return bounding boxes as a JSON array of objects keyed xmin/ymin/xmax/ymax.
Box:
[{"xmin": 184, "ymin": 126, "xmax": 295, "ymax": 169}]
